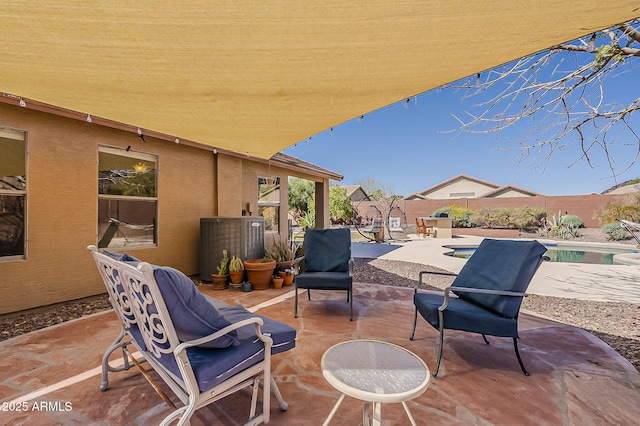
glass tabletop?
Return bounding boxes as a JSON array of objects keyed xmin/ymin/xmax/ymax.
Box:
[{"xmin": 321, "ymin": 340, "xmax": 430, "ymax": 403}]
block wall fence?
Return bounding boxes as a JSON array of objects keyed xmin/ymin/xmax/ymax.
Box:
[{"xmin": 354, "ymin": 193, "xmax": 631, "ymax": 229}]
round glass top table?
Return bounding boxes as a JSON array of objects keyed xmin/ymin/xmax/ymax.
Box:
[{"xmin": 321, "ymin": 339, "xmax": 431, "ymax": 426}]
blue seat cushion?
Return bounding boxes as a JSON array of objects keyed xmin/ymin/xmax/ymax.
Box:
[
  {"xmin": 295, "ymin": 271, "xmax": 352, "ymax": 290},
  {"xmin": 414, "ymin": 292, "xmax": 519, "ymax": 338},
  {"xmin": 153, "ymin": 266, "xmax": 239, "ymax": 349},
  {"xmin": 451, "ymin": 239, "xmax": 547, "ymax": 318},
  {"xmin": 185, "ymin": 306, "xmax": 297, "ymax": 392}
]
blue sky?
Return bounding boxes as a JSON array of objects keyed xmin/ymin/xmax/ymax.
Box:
[{"xmin": 284, "ymin": 52, "xmax": 639, "ymax": 197}]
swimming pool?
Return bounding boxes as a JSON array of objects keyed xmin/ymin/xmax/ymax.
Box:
[{"xmin": 443, "ymin": 243, "xmax": 639, "ymax": 265}]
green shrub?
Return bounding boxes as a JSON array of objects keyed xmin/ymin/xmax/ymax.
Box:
[
  {"xmin": 562, "ymin": 215, "xmax": 583, "ymax": 229},
  {"xmin": 472, "ymin": 206, "xmax": 545, "ymax": 230},
  {"xmin": 594, "ymin": 192, "xmax": 640, "ymax": 224},
  {"xmin": 601, "ymin": 222, "xmax": 628, "ymax": 240},
  {"xmin": 537, "ymin": 211, "xmax": 581, "ymax": 239},
  {"xmin": 433, "ymin": 205, "xmax": 474, "ymax": 228},
  {"xmin": 511, "ymin": 206, "xmax": 547, "ymax": 231}
]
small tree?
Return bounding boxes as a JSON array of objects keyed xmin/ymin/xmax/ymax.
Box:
[
  {"xmin": 448, "ymin": 19, "xmax": 640, "ymax": 181},
  {"xmin": 329, "ymin": 185, "xmax": 353, "ymax": 224},
  {"xmin": 288, "ymin": 177, "xmax": 314, "ymax": 223}
]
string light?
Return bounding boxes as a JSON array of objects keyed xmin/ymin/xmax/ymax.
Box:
[
  {"xmin": 175, "ymin": 138, "xmax": 180, "ymax": 144},
  {"xmin": 136, "ymin": 127, "xmax": 146, "ymax": 142},
  {"xmin": 19, "ymin": 98, "xmax": 26, "ymax": 107},
  {"xmin": 86, "ymin": 114, "xmax": 92, "ymax": 123},
  {"xmin": 587, "ymin": 34, "xmax": 597, "ymax": 52}
]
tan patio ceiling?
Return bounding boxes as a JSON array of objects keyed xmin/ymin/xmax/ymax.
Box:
[{"xmin": 1, "ymin": 2, "xmax": 638, "ymax": 159}]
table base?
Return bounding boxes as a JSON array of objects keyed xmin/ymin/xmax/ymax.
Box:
[{"xmin": 322, "ymin": 395, "xmax": 418, "ymax": 426}]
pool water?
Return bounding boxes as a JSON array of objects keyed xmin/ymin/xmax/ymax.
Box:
[{"xmin": 444, "ymin": 244, "xmax": 638, "ymax": 265}]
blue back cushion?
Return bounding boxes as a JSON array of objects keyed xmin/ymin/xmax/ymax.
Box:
[
  {"xmin": 153, "ymin": 266, "xmax": 239, "ymax": 348},
  {"xmin": 304, "ymin": 228, "xmax": 351, "ymax": 272},
  {"xmin": 452, "ymin": 239, "xmax": 547, "ymax": 318}
]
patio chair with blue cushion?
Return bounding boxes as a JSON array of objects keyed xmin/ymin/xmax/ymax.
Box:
[
  {"xmin": 88, "ymin": 246, "xmax": 296, "ymax": 426},
  {"xmin": 294, "ymin": 228, "xmax": 355, "ymax": 320},
  {"xmin": 410, "ymin": 238, "xmax": 548, "ymax": 377}
]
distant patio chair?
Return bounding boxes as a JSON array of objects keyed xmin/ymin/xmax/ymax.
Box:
[
  {"xmin": 415, "ymin": 218, "xmax": 425, "ymax": 237},
  {"xmin": 410, "ymin": 238, "xmax": 548, "ymax": 376},
  {"xmin": 361, "ymin": 217, "xmax": 384, "ymax": 241},
  {"xmin": 388, "ymin": 217, "xmax": 403, "ymax": 232},
  {"xmin": 294, "ymin": 228, "xmax": 354, "ymax": 320}
]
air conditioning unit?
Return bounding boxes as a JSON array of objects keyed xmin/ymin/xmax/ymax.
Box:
[{"xmin": 200, "ymin": 217, "xmax": 265, "ymax": 281}]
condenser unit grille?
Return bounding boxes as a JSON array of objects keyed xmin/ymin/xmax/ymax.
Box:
[{"xmin": 200, "ymin": 217, "xmax": 265, "ymax": 280}]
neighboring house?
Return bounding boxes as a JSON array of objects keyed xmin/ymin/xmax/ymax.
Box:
[
  {"xmin": 0, "ymin": 100, "xmax": 342, "ymax": 314},
  {"xmin": 404, "ymin": 174, "xmax": 542, "ymax": 200},
  {"xmin": 340, "ymin": 185, "xmax": 369, "ymax": 202}
]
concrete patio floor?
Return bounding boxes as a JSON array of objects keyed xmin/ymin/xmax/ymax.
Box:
[{"xmin": 2, "ymin": 278, "xmax": 640, "ymax": 425}]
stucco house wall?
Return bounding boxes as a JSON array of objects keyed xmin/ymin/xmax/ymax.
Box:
[{"xmin": 0, "ymin": 103, "xmax": 338, "ymax": 314}]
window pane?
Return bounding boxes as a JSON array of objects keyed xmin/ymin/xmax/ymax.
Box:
[
  {"xmin": 259, "ymin": 205, "xmax": 279, "ymax": 233},
  {"xmin": 0, "ymin": 133, "xmax": 26, "ymax": 190},
  {"xmin": 98, "ymin": 199, "xmax": 157, "ymax": 248},
  {"xmin": 258, "ymin": 176, "xmax": 280, "ymax": 233},
  {"xmin": 98, "ymin": 151, "xmax": 157, "ymax": 197},
  {"xmin": 0, "ymin": 195, "xmax": 25, "ymax": 257}
]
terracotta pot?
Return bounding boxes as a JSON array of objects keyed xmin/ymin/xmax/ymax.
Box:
[
  {"xmin": 276, "ymin": 260, "xmax": 295, "ymax": 272},
  {"xmin": 244, "ymin": 259, "xmax": 276, "ymax": 290},
  {"xmin": 272, "ymin": 277, "xmax": 284, "ymax": 289},
  {"xmin": 211, "ymin": 274, "xmax": 229, "ymax": 290},
  {"xmin": 229, "ymin": 270, "xmax": 244, "ymax": 284},
  {"xmin": 278, "ymin": 271, "xmax": 294, "ymax": 286}
]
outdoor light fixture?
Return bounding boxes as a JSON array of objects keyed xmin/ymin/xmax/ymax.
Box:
[
  {"xmin": 133, "ymin": 161, "xmax": 148, "ymax": 172},
  {"xmin": 136, "ymin": 127, "xmax": 147, "ymax": 143}
]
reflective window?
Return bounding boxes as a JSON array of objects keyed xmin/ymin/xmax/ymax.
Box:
[
  {"xmin": 258, "ymin": 176, "xmax": 280, "ymax": 233},
  {"xmin": 0, "ymin": 128, "xmax": 26, "ymax": 259},
  {"xmin": 98, "ymin": 147, "xmax": 157, "ymax": 248}
]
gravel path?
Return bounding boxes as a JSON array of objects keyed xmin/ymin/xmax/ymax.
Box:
[{"xmin": 1, "ymin": 228, "xmax": 638, "ymax": 372}]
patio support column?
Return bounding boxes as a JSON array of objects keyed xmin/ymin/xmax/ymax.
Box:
[{"xmin": 314, "ymin": 179, "xmax": 330, "ymax": 229}]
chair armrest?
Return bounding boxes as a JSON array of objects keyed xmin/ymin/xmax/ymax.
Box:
[
  {"xmin": 414, "ymin": 270, "xmax": 458, "ymax": 293},
  {"xmin": 175, "ymin": 317, "xmax": 269, "ymax": 354},
  {"xmin": 439, "ymin": 286, "xmax": 527, "ymax": 312},
  {"xmin": 293, "ymin": 256, "xmax": 305, "ymax": 274}
]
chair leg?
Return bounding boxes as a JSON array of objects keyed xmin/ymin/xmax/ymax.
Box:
[
  {"xmin": 294, "ymin": 286, "xmax": 299, "ymax": 318},
  {"xmin": 100, "ymin": 329, "xmax": 131, "ymax": 391},
  {"xmin": 482, "ymin": 334, "xmax": 490, "ymax": 345},
  {"xmin": 434, "ymin": 327, "xmax": 445, "ymax": 377},
  {"xmin": 307, "ymin": 289, "xmax": 311, "ymax": 301},
  {"xmin": 349, "ymin": 289, "xmax": 353, "ymax": 321},
  {"xmin": 409, "ymin": 307, "xmax": 418, "ymax": 340},
  {"xmin": 513, "ymin": 337, "xmax": 530, "ymax": 376},
  {"xmin": 433, "ymin": 310, "xmax": 446, "ymax": 377}
]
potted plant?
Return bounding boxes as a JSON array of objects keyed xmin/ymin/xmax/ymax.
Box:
[
  {"xmin": 243, "ymin": 257, "xmax": 276, "ymax": 290},
  {"xmin": 211, "ymin": 249, "xmax": 229, "ymax": 290},
  {"xmin": 266, "ymin": 237, "xmax": 295, "ymax": 272},
  {"xmin": 278, "ymin": 268, "xmax": 294, "ymax": 286},
  {"xmin": 272, "ymin": 274, "xmax": 284, "ymax": 289},
  {"xmin": 229, "ymin": 256, "xmax": 244, "ymax": 284}
]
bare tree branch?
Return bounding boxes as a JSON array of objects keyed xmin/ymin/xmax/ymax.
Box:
[{"xmin": 445, "ymin": 19, "xmax": 640, "ymax": 184}]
